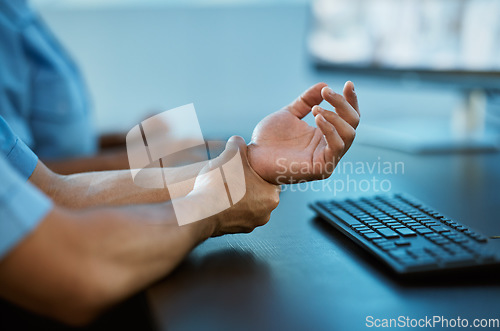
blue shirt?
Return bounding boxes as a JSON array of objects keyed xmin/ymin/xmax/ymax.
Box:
[
  {"xmin": 0, "ymin": 115, "xmax": 52, "ymax": 259},
  {"xmin": 0, "ymin": 0, "xmax": 97, "ymax": 159}
]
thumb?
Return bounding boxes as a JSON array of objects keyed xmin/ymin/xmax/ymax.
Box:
[
  {"xmin": 226, "ymin": 135, "xmax": 247, "ymax": 154},
  {"xmin": 343, "ymin": 81, "xmax": 359, "ymax": 116},
  {"xmin": 205, "ymin": 136, "xmax": 247, "ymax": 171}
]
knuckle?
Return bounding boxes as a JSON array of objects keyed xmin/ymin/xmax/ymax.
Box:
[
  {"xmin": 265, "ymin": 187, "xmax": 280, "ymax": 210},
  {"xmin": 326, "ymin": 123, "xmax": 335, "ymax": 133},
  {"xmin": 322, "ymin": 171, "xmax": 333, "ymax": 180},
  {"xmin": 243, "ymin": 227, "xmax": 255, "ymax": 234},
  {"xmin": 349, "ymin": 129, "xmax": 356, "ymax": 141},
  {"xmin": 313, "ymin": 161, "xmax": 323, "ymax": 174},
  {"xmin": 258, "ymin": 214, "xmax": 272, "ymax": 227},
  {"xmin": 271, "ymin": 195, "xmax": 280, "ymax": 209},
  {"xmin": 336, "ymin": 140, "xmax": 345, "ymax": 152}
]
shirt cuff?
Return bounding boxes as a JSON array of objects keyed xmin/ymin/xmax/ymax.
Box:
[{"xmin": 6, "ymin": 138, "xmax": 39, "ymax": 180}]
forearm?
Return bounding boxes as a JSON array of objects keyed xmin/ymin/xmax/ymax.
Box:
[
  {"xmin": 43, "ymin": 149, "xmax": 130, "ymax": 175},
  {"xmin": 54, "ymin": 169, "xmax": 172, "ymax": 208},
  {"xmin": 32, "ymin": 160, "xmax": 206, "ymax": 209},
  {"xmin": 0, "ymin": 199, "xmax": 213, "ymax": 325}
]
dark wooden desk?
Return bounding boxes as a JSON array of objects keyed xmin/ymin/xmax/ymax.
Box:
[
  {"xmin": 2, "ymin": 145, "xmax": 498, "ymax": 331},
  {"xmin": 147, "ymin": 145, "xmax": 500, "ymax": 331}
]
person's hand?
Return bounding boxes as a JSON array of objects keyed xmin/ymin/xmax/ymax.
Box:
[
  {"xmin": 248, "ymin": 82, "xmax": 360, "ymax": 184},
  {"xmin": 187, "ymin": 136, "xmax": 280, "ymax": 236}
]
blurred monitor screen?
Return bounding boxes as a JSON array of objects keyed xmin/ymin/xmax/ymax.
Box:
[{"xmin": 309, "ymin": 0, "xmax": 500, "ymax": 73}]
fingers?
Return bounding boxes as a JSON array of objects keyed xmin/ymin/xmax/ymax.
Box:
[
  {"xmin": 288, "ymin": 82, "xmax": 328, "ymax": 119},
  {"xmin": 343, "ymin": 81, "xmax": 359, "ymax": 116},
  {"xmin": 314, "ymin": 113, "xmax": 344, "ymax": 173},
  {"xmin": 313, "ymin": 106, "xmax": 356, "ymax": 154},
  {"xmin": 321, "ymin": 83, "xmax": 360, "ymax": 129}
]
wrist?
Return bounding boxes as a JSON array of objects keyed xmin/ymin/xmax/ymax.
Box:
[
  {"xmin": 247, "ymin": 143, "xmax": 282, "ymax": 192},
  {"xmin": 247, "ymin": 142, "xmax": 270, "ymax": 184}
]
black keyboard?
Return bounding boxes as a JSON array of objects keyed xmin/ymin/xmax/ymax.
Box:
[{"xmin": 310, "ymin": 194, "xmax": 500, "ymax": 275}]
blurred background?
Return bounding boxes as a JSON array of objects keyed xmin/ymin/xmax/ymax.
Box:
[{"xmin": 32, "ymin": 0, "xmax": 500, "ymax": 152}]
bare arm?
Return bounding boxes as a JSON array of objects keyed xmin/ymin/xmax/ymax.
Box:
[
  {"xmin": 0, "ymin": 136, "xmax": 279, "ymax": 325},
  {"xmin": 0, "ymin": 201, "xmax": 212, "ymax": 325},
  {"xmin": 42, "ymin": 149, "xmax": 130, "ymax": 175},
  {"xmin": 32, "ymin": 157, "xmax": 208, "ymax": 209}
]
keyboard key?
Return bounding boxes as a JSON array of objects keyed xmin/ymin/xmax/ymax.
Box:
[
  {"xmin": 423, "ymin": 233, "xmax": 440, "ymax": 239},
  {"xmin": 328, "ymin": 209, "xmax": 363, "ymax": 227},
  {"xmin": 432, "ymin": 238, "xmax": 451, "ymax": 245},
  {"xmin": 352, "ymin": 224, "xmax": 366, "ymax": 229},
  {"xmin": 389, "ymin": 250, "xmax": 412, "ymax": 260},
  {"xmin": 407, "ymin": 248, "xmax": 430, "ymax": 258},
  {"xmin": 394, "ymin": 228, "xmax": 417, "ymax": 237},
  {"xmin": 363, "ymin": 232, "xmax": 382, "ymax": 240},
  {"xmin": 372, "ymin": 225, "xmax": 386, "ymax": 229},
  {"xmin": 377, "ymin": 228, "xmax": 400, "ymax": 238},
  {"xmin": 391, "ymin": 225, "xmax": 407, "ymax": 229},
  {"xmin": 442, "ymin": 243, "xmax": 468, "ymax": 255},
  {"xmin": 453, "ymin": 237, "xmax": 469, "ymax": 244},
  {"xmin": 395, "ymin": 239, "xmax": 411, "ymax": 246},
  {"xmin": 415, "ymin": 228, "xmax": 433, "ymax": 235},
  {"xmin": 431, "ymin": 225, "xmax": 451, "ymax": 233},
  {"xmin": 377, "ymin": 242, "xmax": 397, "ymax": 251}
]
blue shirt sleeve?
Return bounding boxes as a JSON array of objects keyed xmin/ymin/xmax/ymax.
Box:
[
  {"xmin": 0, "ymin": 113, "xmax": 38, "ymax": 178},
  {"xmin": 0, "ymin": 0, "xmax": 97, "ymax": 159},
  {"xmin": 0, "ymin": 116, "xmax": 53, "ymax": 259},
  {"xmin": 0, "ymin": 156, "xmax": 52, "ymax": 259}
]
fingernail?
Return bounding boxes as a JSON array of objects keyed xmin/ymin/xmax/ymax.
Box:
[
  {"xmin": 326, "ymin": 87, "xmax": 335, "ymax": 95},
  {"xmin": 351, "ymin": 82, "xmax": 355, "ymax": 92},
  {"xmin": 317, "ymin": 114, "xmax": 327, "ymax": 123}
]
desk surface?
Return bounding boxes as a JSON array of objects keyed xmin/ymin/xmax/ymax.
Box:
[
  {"xmin": 147, "ymin": 145, "xmax": 500, "ymax": 331},
  {"xmin": 2, "ymin": 146, "xmax": 498, "ymax": 331}
]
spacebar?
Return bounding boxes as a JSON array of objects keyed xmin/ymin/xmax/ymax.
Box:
[{"xmin": 328, "ymin": 209, "xmax": 362, "ymax": 227}]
